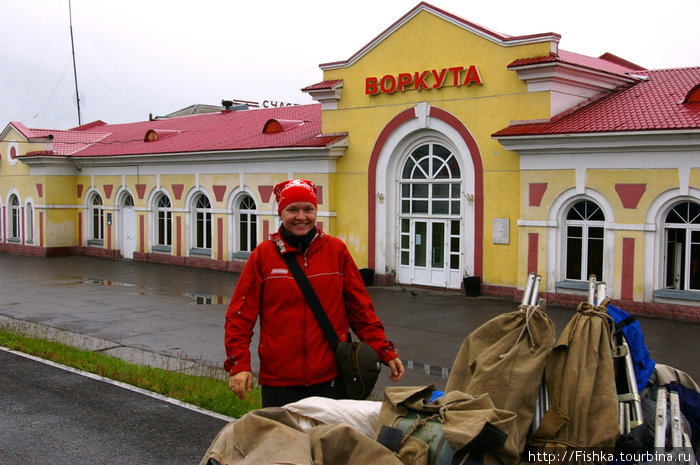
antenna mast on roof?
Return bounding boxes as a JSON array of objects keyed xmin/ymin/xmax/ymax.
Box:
[{"xmin": 69, "ymin": 0, "xmax": 82, "ymax": 126}]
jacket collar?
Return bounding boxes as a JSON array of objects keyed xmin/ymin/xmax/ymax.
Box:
[{"xmin": 272, "ymin": 227, "xmax": 325, "ymax": 255}]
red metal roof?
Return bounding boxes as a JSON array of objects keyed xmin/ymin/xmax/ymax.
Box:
[
  {"xmin": 301, "ymin": 80, "xmax": 343, "ymax": 91},
  {"xmin": 508, "ymin": 50, "xmax": 645, "ymax": 76},
  {"xmin": 15, "ymin": 104, "xmax": 343, "ymax": 158},
  {"xmin": 493, "ymin": 67, "xmax": 700, "ymax": 137}
]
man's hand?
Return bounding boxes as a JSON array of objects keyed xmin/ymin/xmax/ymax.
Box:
[{"xmin": 229, "ymin": 371, "xmax": 253, "ymax": 400}]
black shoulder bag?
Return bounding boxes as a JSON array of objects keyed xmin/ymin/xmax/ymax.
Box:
[{"xmin": 280, "ymin": 252, "xmax": 381, "ymax": 400}]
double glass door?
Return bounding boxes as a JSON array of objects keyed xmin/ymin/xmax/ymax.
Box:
[{"xmin": 399, "ymin": 218, "xmax": 461, "ymax": 288}]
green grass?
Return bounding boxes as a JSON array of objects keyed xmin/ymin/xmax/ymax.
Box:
[{"xmin": 0, "ymin": 329, "xmax": 261, "ymax": 418}]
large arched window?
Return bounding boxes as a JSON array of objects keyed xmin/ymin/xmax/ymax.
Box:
[
  {"xmin": 155, "ymin": 194, "xmax": 172, "ymax": 248},
  {"xmin": 663, "ymin": 201, "xmax": 700, "ymax": 291},
  {"xmin": 88, "ymin": 193, "xmax": 104, "ymax": 244},
  {"xmin": 564, "ymin": 200, "xmax": 605, "ymax": 281},
  {"xmin": 9, "ymin": 194, "xmax": 21, "ymax": 241},
  {"xmin": 398, "ymin": 142, "xmax": 462, "ymax": 288},
  {"xmin": 193, "ymin": 193, "xmax": 212, "ymax": 251},
  {"xmin": 236, "ymin": 194, "xmax": 257, "ymax": 253}
]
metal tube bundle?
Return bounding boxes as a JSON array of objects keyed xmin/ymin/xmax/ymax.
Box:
[{"xmin": 523, "ymin": 272, "xmax": 549, "ymax": 434}]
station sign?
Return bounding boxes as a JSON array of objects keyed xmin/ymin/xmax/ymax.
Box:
[{"xmin": 365, "ymin": 65, "xmax": 483, "ymax": 95}]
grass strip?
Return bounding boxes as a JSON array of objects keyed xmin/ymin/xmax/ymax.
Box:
[{"xmin": 0, "ymin": 329, "xmax": 261, "ymax": 418}]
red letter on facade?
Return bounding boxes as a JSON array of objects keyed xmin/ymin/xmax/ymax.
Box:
[
  {"xmin": 449, "ymin": 66, "xmax": 464, "ymax": 86},
  {"xmin": 397, "ymin": 73, "xmax": 413, "ymax": 91},
  {"xmin": 366, "ymin": 77, "xmax": 379, "ymax": 95},
  {"xmin": 414, "ymin": 71, "xmax": 430, "ymax": 90},
  {"xmin": 431, "ymin": 69, "xmax": 448, "ymax": 88},
  {"xmin": 380, "ymin": 75, "xmax": 397, "ymax": 93},
  {"xmin": 463, "ymin": 65, "xmax": 483, "ymax": 85}
]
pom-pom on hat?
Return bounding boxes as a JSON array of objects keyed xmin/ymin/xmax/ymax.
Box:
[{"xmin": 273, "ymin": 179, "xmax": 317, "ymax": 215}]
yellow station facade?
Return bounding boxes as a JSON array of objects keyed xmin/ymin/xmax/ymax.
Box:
[{"xmin": 2, "ymin": 3, "xmax": 699, "ymax": 320}]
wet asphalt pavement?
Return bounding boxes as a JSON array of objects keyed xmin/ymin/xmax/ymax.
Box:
[{"xmin": 1, "ymin": 254, "xmax": 699, "ymax": 463}]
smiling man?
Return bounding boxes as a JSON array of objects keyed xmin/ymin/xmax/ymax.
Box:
[{"xmin": 224, "ymin": 179, "xmax": 404, "ymax": 407}]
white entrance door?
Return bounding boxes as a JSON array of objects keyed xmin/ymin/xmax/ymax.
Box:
[
  {"xmin": 399, "ymin": 218, "xmax": 461, "ymax": 288},
  {"xmin": 121, "ymin": 207, "xmax": 137, "ymax": 259},
  {"xmin": 397, "ymin": 142, "xmax": 463, "ymax": 289}
]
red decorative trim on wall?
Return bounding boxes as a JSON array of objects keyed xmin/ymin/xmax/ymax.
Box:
[
  {"xmin": 135, "ymin": 184, "xmax": 147, "ymax": 199},
  {"xmin": 316, "ymin": 186, "xmax": 323, "ymax": 205},
  {"xmin": 39, "ymin": 212, "xmax": 44, "ymax": 247},
  {"xmin": 36, "ymin": 183, "xmax": 43, "ymax": 198},
  {"xmin": 78, "ymin": 212, "xmax": 82, "ymax": 245},
  {"xmin": 264, "ymin": 220, "xmax": 270, "ymax": 240},
  {"xmin": 104, "ymin": 185, "xmax": 114, "ymax": 199},
  {"xmin": 139, "ymin": 214, "xmax": 145, "ymax": 253},
  {"xmin": 107, "ymin": 222, "xmax": 112, "ymax": 249},
  {"xmin": 622, "ymin": 237, "xmax": 635, "ymax": 301},
  {"xmin": 176, "ymin": 216, "xmax": 182, "ymax": 256},
  {"xmin": 368, "ymin": 108, "xmax": 416, "ymax": 269},
  {"xmin": 217, "ymin": 218, "xmax": 223, "ymax": 260},
  {"xmin": 213, "ymin": 185, "xmax": 227, "ymax": 203},
  {"xmin": 615, "ymin": 184, "xmax": 646, "ymax": 209},
  {"xmin": 529, "ymin": 183, "xmax": 547, "ymax": 207},
  {"xmin": 77, "ymin": 185, "xmax": 84, "ymax": 198},
  {"xmin": 259, "ymin": 185, "xmax": 274, "ymax": 203},
  {"xmin": 429, "ymin": 106, "xmax": 484, "ymax": 278},
  {"xmin": 172, "ymin": 184, "xmax": 184, "ymax": 200},
  {"xmin": 528, "ymin": 233, "xmax": 539, "ymax": 274},
  {"xmin": 368, "ymin": 106, "xmax": 484, "ymax": 277}
]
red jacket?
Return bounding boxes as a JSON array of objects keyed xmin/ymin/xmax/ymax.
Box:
[{"xmin": 224, "ymin": 230, "xmax": 398, "ymax": 387}]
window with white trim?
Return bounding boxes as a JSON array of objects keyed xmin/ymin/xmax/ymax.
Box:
[
  {"xmin": 155, "ymin": 194, "xmax": 172, "ymax": 248},
  {"xmin": 193, "ymin": 193, "xmax": 212, "ymax": 250},
  {"xmin": 564, "ymin": 200, "xmax": 605, "ymax": 281},
  {"xmin": 90, "ymin": 194, "xmax": 104, "ymax": 243},
  {"xmin": 236, "ymin": 194, "xmax": 257, "ymax": 253},
  {"xmin": 663, "ymin": 201, "xmax": 700, "ymax": 291},
  {"xmin": 9, "ymin": 194, "xmax": 21, "ymax": 241}
]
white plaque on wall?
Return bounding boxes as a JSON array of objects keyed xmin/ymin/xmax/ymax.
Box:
[{"xmin": 493, "ymin": 218, "xmax": 509, "ymax": 244}]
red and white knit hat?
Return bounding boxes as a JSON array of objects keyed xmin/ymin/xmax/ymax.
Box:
[{"xmin": 273, "ymin": 179, "xmax": 317, "ymax": 214}]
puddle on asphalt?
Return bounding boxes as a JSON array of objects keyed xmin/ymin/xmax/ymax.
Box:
[
  {"xmin": 85, "ymin": 277, "xmax": 137, "ymax": 287},
  {"xmin": 183, "ymin": 293, "xmax": 229, "ymax": 305},
  {"xmin": 405, "ymin": 360, "xmax": 451, "ymax": 378}
]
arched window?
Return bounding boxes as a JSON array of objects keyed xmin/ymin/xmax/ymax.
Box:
[
  {"xmin": 398, "ymin": 143, "xmax": 462, "ymax": 287},
  {"xmin": 155, "ymin": 194, "xmax": 172, "ymax": 248},
  {"xmin": 9, "ymin": 194, "xmax": 21, "ymax": 240},
  {"xmin": 123, "ymin": 194, "xmax": 134, "ymax": 206},
  {"xmin": 90, "ymin": 194, "xmax": 104, "ymax": 243},
  {"xmin": 25, "ymin": 202, "xmax": 34, "ymax": 243},
  {"xmin": 564, "ymin": 200, "xmax": 605, "ymax": 281},
  {"xmin": 663, "ymin": 201, "xmax": 700, "ymax": 291},
  {"xmin": 193, "ymin": 193, "xmax": 212, "ymax": 250},
  {"xmin": 236, "ymin": 194, "xmax": 257, "ymax": 253}
]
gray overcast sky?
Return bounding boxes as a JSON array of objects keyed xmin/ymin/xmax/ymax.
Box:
[{"xmin": 2, "ymin": 0, "xmax": 699, "ymax": 130}]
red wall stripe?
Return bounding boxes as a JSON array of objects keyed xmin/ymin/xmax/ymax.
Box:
[
  {"xmin": 622, "ymin": 237, "xmax": 635, "ymax": 300},
  {"xmin": 528, "ymin": 233, "xmax": 539, "ymax": 274},
  {"xmin": 139, "ymin": 214, "xmax": 145, "ymax": 253},
  {"xmin": 176, "ymin": 216, "xmax": 182, "ymax": 256},
  {"xmin": 217, "ymin": 217, "xmax": 223, "ymax": 259},
  {"xmin": 78, "ymin": 212, "xmax": 82, "ymax": 245}
]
